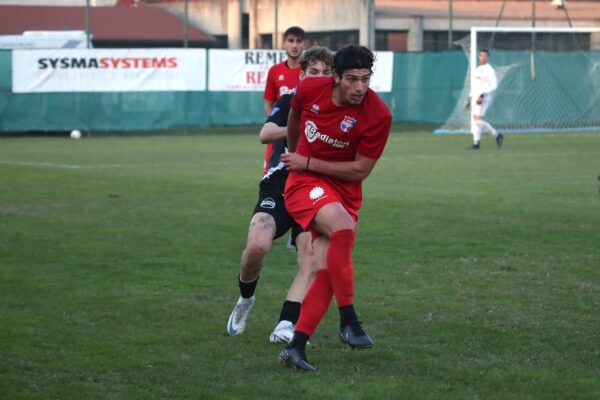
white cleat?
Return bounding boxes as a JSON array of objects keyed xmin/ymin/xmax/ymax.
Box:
[
  {"xmin": 227, "ymin": 296, "xmax": 255, "ymax": 336},
  {"xmin": 269, "ymin": 320, "xmax": 295, "ymax": 343}
]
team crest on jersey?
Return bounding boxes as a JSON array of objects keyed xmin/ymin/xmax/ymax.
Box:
[
  {"xmin": 340, "ymin": 116, "xmax": 356, "ymax": 133},
  {"xmin": 311, "ymin": 104, "xmax": 320, "ymax": 114},
  {"xmin": 278, "ymin": 74, "xmax": 284, "ymax": 81}
]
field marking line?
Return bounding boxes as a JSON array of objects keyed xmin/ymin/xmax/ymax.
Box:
[{"xmin": 0, "ymin": 160, "xmax": 125, "ymax": 169}]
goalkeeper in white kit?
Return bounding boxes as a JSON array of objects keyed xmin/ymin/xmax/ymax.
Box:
[{"xmin": 465, "ymin": 49, "xmax": 503, "ymax": 149}]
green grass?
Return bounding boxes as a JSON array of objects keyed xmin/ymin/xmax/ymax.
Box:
[{"xmin": 1, "ymin": 125, "xmax": 599, "ymax": 399}]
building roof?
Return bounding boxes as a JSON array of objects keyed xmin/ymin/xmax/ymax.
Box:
[
  {"xmin": 0, "ymin": 5, "xmax": 216, "ymax": 42},
  {"xmin": 376, "ymin": 0, "xmax": 600, "ymax": 23}
]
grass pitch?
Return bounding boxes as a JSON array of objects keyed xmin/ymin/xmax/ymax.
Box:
[{"xmin": 1, "ymin": 125, "xmax": 599, "ymax": 399}]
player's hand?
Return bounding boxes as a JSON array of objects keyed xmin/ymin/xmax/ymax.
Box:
[
  {"xmin": 281, "ymin": 152, "xmax": 309, "ymax": 171},
  {"xmin": 476, "ymin": 94, "xmax": 484, "ymax": 105},
  {"xmin": 464, "ymin": 96, "xmax": 471, "ymax": 109}
]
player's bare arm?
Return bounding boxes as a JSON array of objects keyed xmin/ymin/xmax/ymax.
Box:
[
  {"xmin": 281, "ymin": 152, "xmax": 378, "ymax": 182},
  {"xmin": 264, "ymin": 100, "xmax": 275, "ymax": 117},
  {"xmin": 259, "ymin": 122, "xmax": 287, "ymax": 144}
]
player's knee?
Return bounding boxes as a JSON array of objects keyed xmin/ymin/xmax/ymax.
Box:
[
  {"xmin": 245, "ymin": 239, "xmax": 271, "ymax": 260},
  {"xmin": 330, "ymin": 218, "xmax": 355, "ymax": 236},
  {"xmin": 326, "ymin": 210, "xmax": 355, "ymax": 235}
]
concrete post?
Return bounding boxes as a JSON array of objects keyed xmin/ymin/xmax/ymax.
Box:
[
  {"xmin": 227, "ymin": 0, "xmax": 242, "ymax": 49},
  {"xmin": 248, "ymin": 0, "xmax": 260, "ymax": 49},
  {"xmin": 591, "ymin": 32, "xmax": 600, "ymax": 50},
  {"xmin": 359, "ymin": 0, "xmax": 375, "ymax": 48},
  {"xmin": 407, "ymin": 15, "xmax": 424, "ymax": 52}
]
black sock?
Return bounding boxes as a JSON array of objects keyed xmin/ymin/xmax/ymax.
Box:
[
  {"xmin": 238, "ymin": 275, "xmax": 259, "ymax": 299},
  {"xmin": 286, "ymin": 332, "xmax": 310, "ymax": 351},
  {"xmin": 278, "ymin": 301, "xmax": 301, "ymax": 324},
  {"xmin": 339, "ymin": 305, "xmax": 358, "ymax": 329}
]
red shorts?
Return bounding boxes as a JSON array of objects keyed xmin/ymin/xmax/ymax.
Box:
[{"xmin": 284, "ymin": 172, "xmax": 359, "ymax": 231}]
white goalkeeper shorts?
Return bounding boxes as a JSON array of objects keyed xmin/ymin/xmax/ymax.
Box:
[{"xmin": 471, "ymin": 95, "xmax": 492, "ymax": 117}]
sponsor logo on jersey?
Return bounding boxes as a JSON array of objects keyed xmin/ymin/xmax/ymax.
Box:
[
  {"xmin": 260, "ymin": 197, "xmax": 276, "ymax": 209},
  {"xmin": 278, "ymin": 74, "xmax": 285, "ymax": 81},
  {"xmin": 340, "ymin": 116, "xmax": 356, "ymax": 133},
  {"xmin": 279, "ymin": 86, "xmax": 290, "ymax": 96},
  {"xmin": 304, "ymin": 120, "xmax": 350, "ymax": 149},
  {"xmin": 305, "ymin": 121, "xmax": 319, "ymax": 143},
  {"xmin": 311, "ymin": 104, "xmax": 320, "ymax": 114}
]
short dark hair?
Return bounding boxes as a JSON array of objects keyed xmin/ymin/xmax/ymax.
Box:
[
  {"xmin": 283, "ymin": 26, "xmax": 305, "ymax": 40},
  {"xmin": 299, "ymin": 46, "xmax": 333, "ymax": 72},
  {"xmin": 333, "ymin": 44, "xmax": 375, "ymax": 77},
  {"xmin": 480, "ymin": 48, "xmax": 490, "ymax": 55}
]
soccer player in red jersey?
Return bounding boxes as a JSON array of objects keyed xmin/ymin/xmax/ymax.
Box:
[
  {"xmin": 262, "ymin": 26, "xmax": 305, "ymax": 174},
  {"xmin": 277, "ymin": 45, "xmax": 392, "ymax": 371}
]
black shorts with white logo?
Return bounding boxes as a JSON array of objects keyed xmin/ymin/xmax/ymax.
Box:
[{"xmin": 253, "ymin": 183, "xmax": 303, "ymax": 246}]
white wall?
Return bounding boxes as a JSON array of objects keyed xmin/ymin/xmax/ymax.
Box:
[
  {"xmin": 159, "ymin": 0, "xmax": 229, "ymax": 36},
  {"xmin": 158, "ymin": 0, "xmax": 373, "ymax": 48}
]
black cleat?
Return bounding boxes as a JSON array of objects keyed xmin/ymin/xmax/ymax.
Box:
[
  {"xmin": 279, "ymin": 347, "xmax": 316, "ymax": 372},
  {"xmin": 467, "ymin": 143, "xmax": 480, "ymax": 150},
  {"xmin": 496, "ymin": 133, "xmax": 504, "ymax": 149},
  {"xmin": 339, "ymin": 322, "xmax": 373, "ymax": 349}
]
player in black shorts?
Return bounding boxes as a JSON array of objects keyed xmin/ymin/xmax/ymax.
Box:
[
  {"xmin": 253, "ymin": 93, "xmax": 303, "ymax": 247},
  {"xmin": 227, "ymin": 46, "xmax": 334, "ymax": 343}
]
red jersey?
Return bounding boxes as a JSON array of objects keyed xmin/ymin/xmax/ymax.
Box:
[
  {"xmin": 262, "ymin": 61, "xmax": 302, "ymax": 174},
  {"xmin": 263, "ymin": 61, "xmax": 302, "ymax": 102},
  {"xmin": 287, "ymin": 76, "xmax": 392, "ymax": 213}
]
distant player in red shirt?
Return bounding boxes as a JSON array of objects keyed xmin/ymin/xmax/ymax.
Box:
[
  {"xmin": 262, "ymin": 26, "xmax": 305, "ymax": 174},
  {"xmin": 278, "ymin": 45, "xmax": 392, "ymax": 371}
]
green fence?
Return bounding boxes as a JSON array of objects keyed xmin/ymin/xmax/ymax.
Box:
[
  {"xmin": 0, "ymin": 50, "xmax": 467, "ymax": 132},
  {"xmin": 437, "ymin": 49, "xmax": 600, "ymax": 134},
  {"xmin": 487, "ymin": 50, "xmax": 600, "ymax": 131}
]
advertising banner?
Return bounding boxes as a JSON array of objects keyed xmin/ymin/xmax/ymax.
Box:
[
  {"xmin": 208, "ymin": 49, "xmax": 286, "ymax": 91},
  {"xmin": 12, "ymin": 49, "xmax": 206, "ymax": 93},
  {"xmin": 370, "ymin": 51, "xmax": 393, "ymax": 93},
  {"xmin": 209, "ymin": 49, "xmax": 393, "ymax": 93}
]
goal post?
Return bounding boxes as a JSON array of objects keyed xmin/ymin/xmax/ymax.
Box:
[{"xmin": 435, "ymin": 26, "xmax": 600, "ymax": 134}]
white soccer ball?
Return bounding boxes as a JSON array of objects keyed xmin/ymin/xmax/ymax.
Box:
[{"xmin": 70, "ymin": 130, "xmax": 82, "ymax": 140}]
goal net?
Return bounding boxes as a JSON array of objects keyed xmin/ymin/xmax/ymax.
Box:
[{"xmin": 435, "ymin": 27, "xmax": 600, "ymax": 134}]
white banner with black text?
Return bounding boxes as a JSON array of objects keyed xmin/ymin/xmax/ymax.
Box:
[
  {"xmin": 208, "ymin": 49, "xmax": 286, "ymax": 91},
  {"xmin": 12, "ymin": 49, "xmax": 207, "ymax": 93},
  {"xmin": 208, "ymin": 49, "xmax": 394, "ymax": 93}
]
